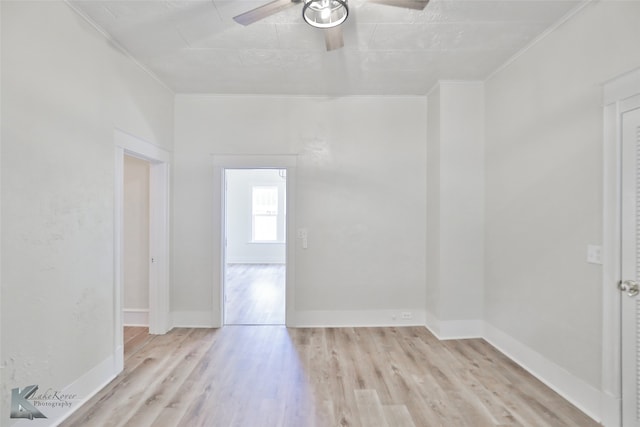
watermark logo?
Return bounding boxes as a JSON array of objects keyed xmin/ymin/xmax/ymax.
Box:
[{"xmin": 10, "ymin": 385, "xmax": 47, "ymax": 420}]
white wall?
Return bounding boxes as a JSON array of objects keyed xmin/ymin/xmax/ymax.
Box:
[
  {"xmin": 1, "ymin": 1, "xmax": 173, "ymax": 424},
  {"xmin": 485, "ymin": 0, "xmax": 640, "ymax": 401},
  {"xmin": 174, "ymin": 95, "xmax": 427, "ymax": 327},
  {"xmin": 426, "ymin": 82, "xmax": 485, "ymax": 337},
  {"xmin": 124, "ymin": 156, "xmax": 150, "ymax": 324},
  {"xmin": 226, "ymin": 169, "xmax": 286, "ymax": 264},
  {"xmin": 5, "ymin": 0, "xmax": 637, "ymax": 424}
]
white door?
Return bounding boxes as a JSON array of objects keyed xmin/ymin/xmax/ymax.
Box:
[{"xmin": 621, "ymin": 104, "xmax": 640, "ymax": 427}]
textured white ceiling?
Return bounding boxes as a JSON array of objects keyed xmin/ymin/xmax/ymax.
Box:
[{"xmin": 69, "ymin": 0, "xmax": 584, "ymax": 95}]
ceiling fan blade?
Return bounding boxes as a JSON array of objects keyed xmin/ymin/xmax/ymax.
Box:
[
  {"xmin": 368, "ymin": 0, "xmax": 429, "ymax": 10},
  {"xmin": 233, "ymin": 0, "xmax": 299, "ymax": 26},
  {"xmin": 324, "ymin": 26, "xmax": 344, "ymax": 51}
]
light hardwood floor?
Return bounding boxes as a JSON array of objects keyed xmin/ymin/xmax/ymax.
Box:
[
  {"xmin": 123, "ymin": 326, "xmax": 152, "ymax": 359},
  {"xmin": 61, "ymin": 326, "xmax": 599, "ymax": 427},
  {"xmin": 224, "ymin": 264, "xmax": 285, "ymax": 325}
]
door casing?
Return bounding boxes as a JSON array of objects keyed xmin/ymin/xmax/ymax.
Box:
[
  {"xmin": 114, "ymin": 129, "xmax": 171, "ymax": 371},
  {"xmin": 603, "ymin": 68, "xmax": 640, "ymax": 427},
  {"xmin": 213, "ymin": 155, "xmax": 297, "ymax": 328}
]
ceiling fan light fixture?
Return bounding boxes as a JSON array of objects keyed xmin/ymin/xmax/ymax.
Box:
[{"xmin": 302, "ymin": 0, "xmax": 348, "ymax": 29}]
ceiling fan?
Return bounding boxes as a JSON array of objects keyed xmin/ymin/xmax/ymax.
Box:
[{"xmin": 232, "ymin": 0, "xmax": 429, "ymax": 52}]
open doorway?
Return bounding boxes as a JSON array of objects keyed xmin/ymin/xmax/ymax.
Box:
[
  {"xmin": 114, "ymin": 129, "xmax": 171, "ymax": 371},
  {"xmin": 122, "ymin": 155, "xmax": 151, "ymax": 355},
  {"xmin": 223, "ymin": 169, "xmax": 286, "ymax": 325}
]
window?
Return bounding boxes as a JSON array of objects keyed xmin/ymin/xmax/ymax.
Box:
[{"xmin": 252, "ymin": 186, "xmax": 278, "ymax": 241}]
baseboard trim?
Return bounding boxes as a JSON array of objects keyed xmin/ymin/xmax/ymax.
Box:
[
  {"xmin": 294, "ymin": 310, "xmax": 426, "ymax": 328},
  {"xmin": 13, "ymin": 352, "xmax": 120, "ymax": 426},
  {"xmin": 123, "ymin": 308, "xmax": 149, "ymax": 327},
  {"xmin": 226, "ymin": 259, "xmax": 286, "ymax": 264},
  {"xmin": 424, "ymin": 311, "xmax": 483, "ymax": 340},
  {"xmin": 600, "ymin": 390, "xmax": 621, "ymax": 427},
  {"xmin": 171, "ymin": 311, "xmax": 216, "ymax": 328},
  {"xmin": 114, "ymin": 345, "xmax": 124, "ymax": 375},
  {"xmin": 483, "ymin": 322, "xmax": 602, "ymax": 424}
]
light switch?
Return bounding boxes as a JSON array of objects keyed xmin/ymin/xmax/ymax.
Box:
[
  {"xmin": 296, "ymin": 228, "xmax": 307, "ymax": 239},
  {"xmin": 587, "ymin": 245, "xmax": 602, "ymax": 265},
  {"xmin": 297, "ymin": 228, "xmax": 308, "ymax": 249}
]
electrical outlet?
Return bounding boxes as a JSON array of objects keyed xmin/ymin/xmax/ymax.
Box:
[{"xmin": 401, "ymin": 312, "xmax": 413, "ymax": 320}]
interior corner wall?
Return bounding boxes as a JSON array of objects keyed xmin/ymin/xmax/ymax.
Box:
[
  {"xmin": 173, "ymin": 95, "xmax": 427, "ymax": 327},
  {"xmin": 484, "ymin": 0, "xmax": 640, "ymax": 400},
  {"xmin": 426, "ymin": 87, "xmax": 441, "ymax": 322},
  {"xmin": 426, "ymin": 82, "xmax": 485, "ymax": 338},
  {"xmin": 1, "ymin": 1, "xmax": 173, "ymax": 425}
]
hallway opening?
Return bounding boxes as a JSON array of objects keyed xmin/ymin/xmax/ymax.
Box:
[{"xmin": 223, "ymin": 169, "xmax": 287, "ymax": 325}]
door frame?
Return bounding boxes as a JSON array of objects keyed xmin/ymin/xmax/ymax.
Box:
[
  {"xmin": 602, "ymin": 67, "xmax": 640, "ymax": 427},
  {"xmin": 114, "ymin": 129, "xmax": 171, "ymax": 370},
  {"xmin": 212, "ymin": 155, "xmax": 297, "ymax": 328}
]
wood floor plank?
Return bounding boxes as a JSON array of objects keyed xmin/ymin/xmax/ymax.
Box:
[
  {"xmin": 122, "ymin": 328, "xmax": 216, "ymax": 427},
  {"xmin": 354, "ymin": 389, "xmax": 389, "ymax": 427},
  {"xmin": 382, "ymin": 404, "xmax": 416, "ymax": 427},
  {"xmin": 61, "ymin": 326, "xmax": 601, "ymax": 427},
  {"xmin": 123, "ymin": 327, "xmax": 152, "ymax": 360},
  {"xmin": 61, "ymin": 328, "xmax": 196, "ymax": 426},
  {"xmin": 224, "ymin": 264, "xmax": 285, "ymax": 325},
  {"xmin": 123, "ymin": 326, "xmax": 147, "ymax": 343}
]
